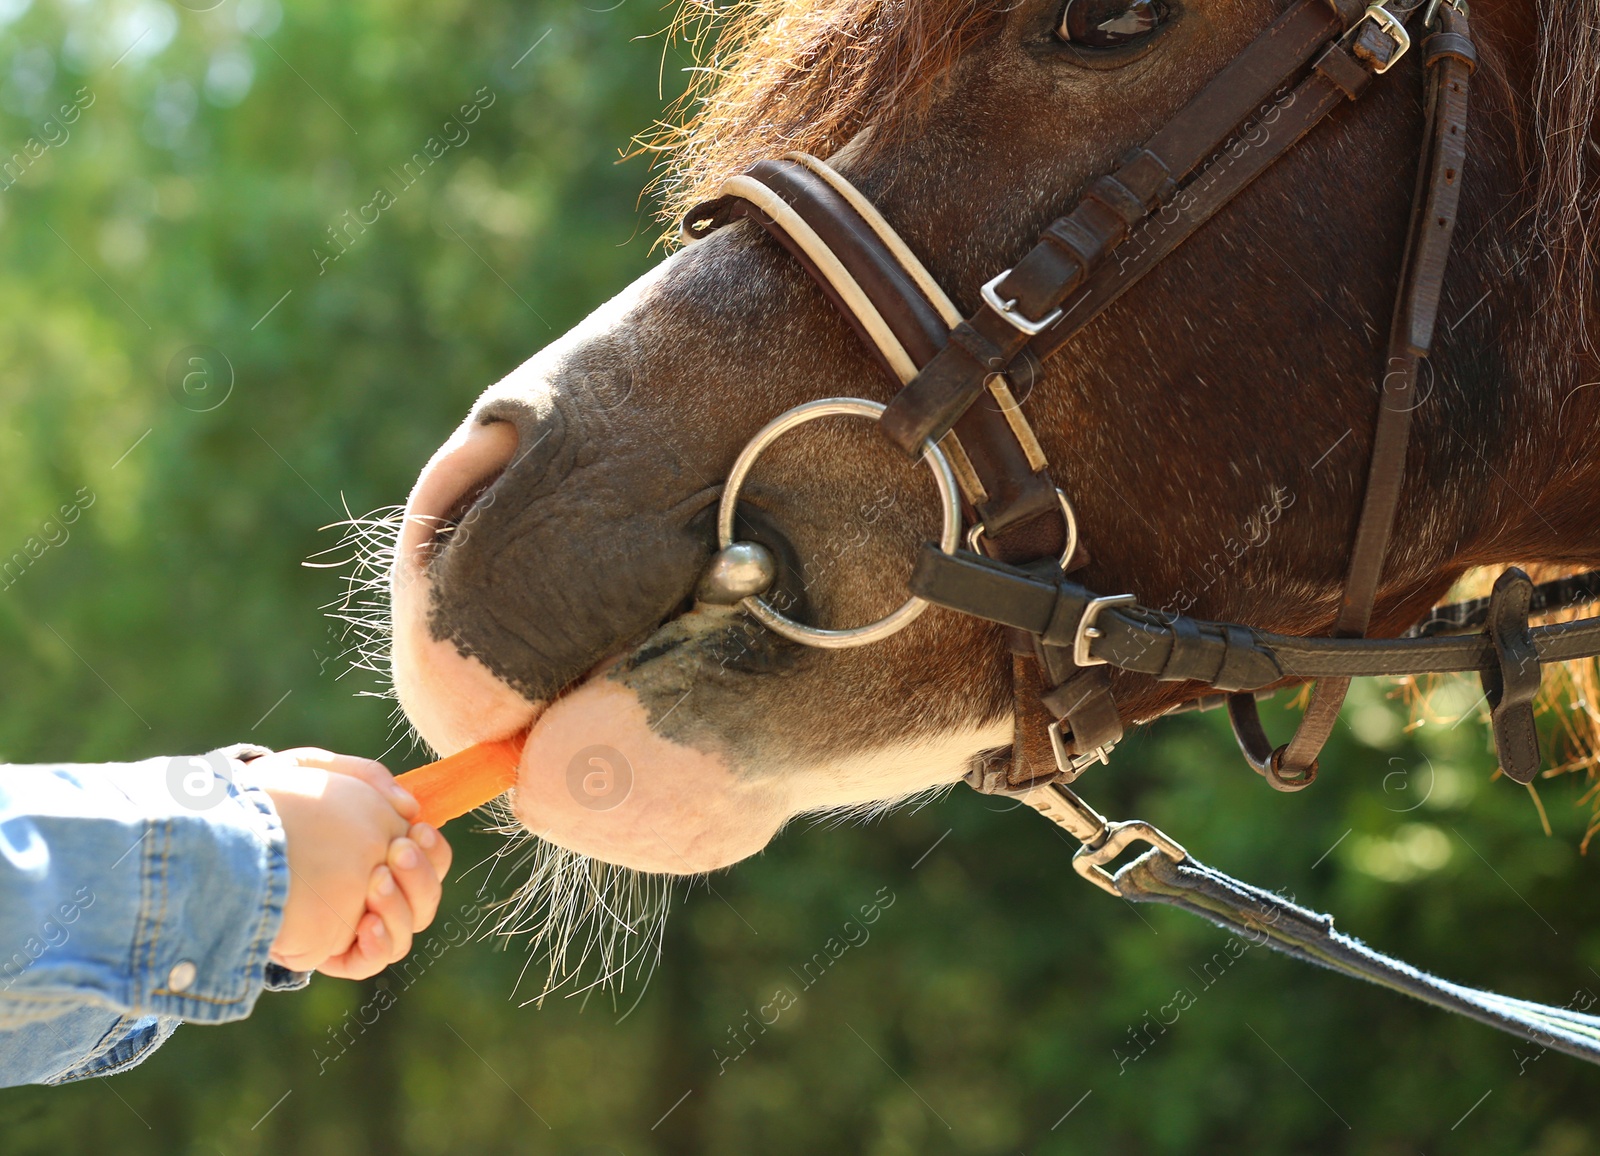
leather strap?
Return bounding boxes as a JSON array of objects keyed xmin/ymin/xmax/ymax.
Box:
[
  {"xmin": 909, "ymin": 545, "xmax": 1600, "ymax": 685},
  {"xmin": 1482, "ymin": 568, "xmax": 1544, "ymax": 784},
  {"xmin": 686, "ymin": 155, "xmax": 1091, "ymax": 786},
  {"xmin": 1021, "ymin": 34, "xmax": 1389, "ymax": 779},
  {"xmin": 692, "ymin": 7, "xmax": 1536, "ymax": 794},
  {"xmin": 1116, "ymin": 848, "xmax": 1600, "ymax": 1065},
  {"xmin": 1224, "ymin": 690, "xmax": 1315, "ymax": 789},
  {"xmin": 687, "ymin": 5, "xmax": 1425, "ymax": 792},
  {"xmin": 878, "ymin": 0, "xmax": 1361, "ymax": 455},
  {"xmin": 1030, "ymin": 40, "xmax": 1375, "ymax": 363},
  {"xmin": 688, "ymin": 155, "xmax": 1068, "ymax": 558},
  {"xmin": 1267, "ymin": 4, "xmax": 1475, "ymax": 786}
]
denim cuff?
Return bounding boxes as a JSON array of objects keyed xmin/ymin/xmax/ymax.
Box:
[
  {"xmin": 111, "ymin": 751, "xmax": 297, "ymax": 1023},
  {"xmin": 264, "ymin": 963, "xmax": 311, "ymax": 992},
  {"xmin": 42, "ymin": 1012, "xmax": 181, "ymax": 1085}
]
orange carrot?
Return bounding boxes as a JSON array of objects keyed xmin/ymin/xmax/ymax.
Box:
[{"xmin": 396, "ymin": 733, "xmax": 526, "ymax": 828}]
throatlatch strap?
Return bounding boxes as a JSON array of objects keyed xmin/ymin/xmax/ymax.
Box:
[
  {"xmin": 1116, "ymin": 849, "xmax": 1600, "ymax": 1066},
  {"xmin": 1262, "ymin": 5, "xmax": 1477, "ymax": 788}
]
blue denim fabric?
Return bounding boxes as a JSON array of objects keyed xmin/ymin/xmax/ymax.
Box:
[{"xmin": 0, "ymin": 752, "xmax": 309, "ymax": 1086}]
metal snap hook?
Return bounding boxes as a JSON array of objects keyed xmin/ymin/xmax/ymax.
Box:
[{"xmin": 712, "ymin": 397, "xmax": 963, "ymax": 649}]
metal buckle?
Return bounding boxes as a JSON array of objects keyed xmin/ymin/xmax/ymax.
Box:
[
  {"xmin": 980, "ymin": 271, "xmax": 1065, "ymax": 337},
  {"xmin": 1048, "ymin": 720, "xmax": 1113, "ymax": 783},
  {"xmin": 1357, "ymin": 4, "xmax": 1412, "ymax": 74},
  {"xmin": 1073, "ymin": 594, "xmax": 1137, "ymax": 667},
  {"xmin": 1422, "ymin": 0, "xmax": 1467, "ymax": 29},
  {"xmin": 1019, "ymin": 781, "xmax": 1187, "ymax": 897},
  {"xmin": 966, "ymin": 487, "xmax": 1081, "ymax": 572}
]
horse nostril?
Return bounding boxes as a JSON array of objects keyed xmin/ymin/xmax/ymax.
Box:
[
  {"xmin": 429, "ymin": 470, "xmax": 503, "ymax": 554},
  {"xmin": 404, "ymin": 419, "xmax": 520, "ymax": 563}
]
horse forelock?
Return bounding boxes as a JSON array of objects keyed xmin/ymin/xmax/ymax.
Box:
[{"xmin": 640, "ymin": 0, "xmax": 1008, "ymax": 227}]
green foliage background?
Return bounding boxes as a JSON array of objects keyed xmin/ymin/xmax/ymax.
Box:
[{"xmin": 1, "ymin": 0, "xmax": 1598, "ymax": 1151}]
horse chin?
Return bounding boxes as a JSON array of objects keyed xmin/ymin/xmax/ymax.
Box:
[{"xmin": 509, "ymin": 674, "xmax": 791, "ymax": 875}]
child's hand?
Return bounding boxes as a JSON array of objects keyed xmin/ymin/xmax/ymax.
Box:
[
  {"xmin": 316, "ymin": 821, "xmax": 453, "ymax": 980},
  {"xmin": 254, "ymin": 748, "xmax": 452, "ymax": 979}
]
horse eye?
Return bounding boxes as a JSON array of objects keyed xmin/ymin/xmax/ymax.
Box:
[{"xmin": 1057, "ymin": 0, "xmax": 1170, "ymax": 47}]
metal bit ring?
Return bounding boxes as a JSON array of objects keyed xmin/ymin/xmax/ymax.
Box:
[{"xmin": 715, "ymin": 397, "xmax": 963, "ymax": 649}]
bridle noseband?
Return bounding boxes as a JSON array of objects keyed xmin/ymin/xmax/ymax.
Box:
[{"xmin": 686, "ymin": 0, "xmax": 1600, "ymax": 1065}]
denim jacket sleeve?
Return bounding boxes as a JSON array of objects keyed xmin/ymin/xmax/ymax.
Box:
[{"xmin": 0, "ymin": 749, "xmax": 310, "ymax": 1087}]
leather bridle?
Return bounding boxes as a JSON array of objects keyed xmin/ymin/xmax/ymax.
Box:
[{"xmin": 685, "ymin": 0, "xmax": 1600, "ymax": 1064}]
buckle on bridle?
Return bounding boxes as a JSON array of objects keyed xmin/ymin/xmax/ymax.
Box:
[
  {"xmin": 1048, "ymin": 721, "xmax": 1113, "ymax": 782},
  {"xmin": 1422, "ymin": 0, "xmax": 1467, "ymax": 29},
  {"xmin": 1356, "ymin": 4, "xmax": 1413, "ymax": 74},
  {"xmin": 966, "ymin": 486, "xmax": 1081, "ymax": 572},
  {"xmin": 981, "ymin": 271, "xmax": 1065, "ymax": 337},
  {"xmin": 1073, "ymin": 593, "xmax": 1137, "ymax": 667}
]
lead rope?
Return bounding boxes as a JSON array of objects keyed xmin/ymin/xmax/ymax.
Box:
[{"xmin": 1024, "ymin": 777, "xmax": 1600, "ymax": 1066}]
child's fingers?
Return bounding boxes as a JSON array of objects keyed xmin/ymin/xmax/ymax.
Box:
[
  {"xmin": 270, "ymin": 946, "xmax": 322, "ymax": 973},
  {"xmin": 409, "ymin": 822, "xmax": 453, "ymax": 884},
  {"xmin": 388, "ymin": 837, "xmax": 442, "ymax": 932},
  {"xmin": 282, "ymin": 747, "xmax": 419, "ymax": 821},
  {"xmin": 317, "ymin": 867, "xmax": 415, "ymax": 980},
  {"xmin": 317, "ymin": 912, "xmax": 390, "ymax": 981},
  {"xmin": 365, "ymin": 864, "xmax": 416, "ymax": 960}
]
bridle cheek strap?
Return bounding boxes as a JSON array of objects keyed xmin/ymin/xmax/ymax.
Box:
[
  {"xmin": 876, "ymin": 0, "xmax": 1363, "ymax": 454},
  {"xmin": 686, "ymin": 154, "xmax": 1063, "ymax": 554}
]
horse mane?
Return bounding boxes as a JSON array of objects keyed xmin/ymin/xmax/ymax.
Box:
[
  {"xmin": 1509, "ymin": 2, "xmax": 1600, "ymax": 826},
  {"xmin": 1525, "ymin": 0, "xmax": 1600, "ymax": 354},
  {"xmin": 638, "ymin": 0, "xmax": 1005, "ymax": 226},
  {"xmin": 639, "ymin": 0, "xmax": 1600, "ymax": 827}
]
